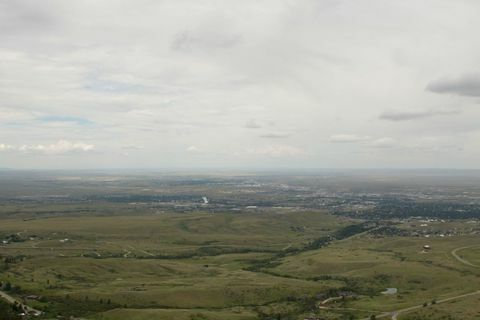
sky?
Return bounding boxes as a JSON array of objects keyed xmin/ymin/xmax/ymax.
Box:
[{"xmin": 1, "ymin": 0, "xmax": 480, "ymax": 169}]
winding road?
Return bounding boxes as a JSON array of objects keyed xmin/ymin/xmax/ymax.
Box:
[
  {"xmin": 359, "ymin": 245, "xmax": 480, "ymax": 320},
  {"xmin": 361, "ymin": 290, "xmax": 480, "ymax": 320},
  {"xmin": 451, "ymin": 245, "xmax": 480, "ymax": 268}
]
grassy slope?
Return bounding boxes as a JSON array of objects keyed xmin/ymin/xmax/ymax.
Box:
[
  {"xmin": 2, "ymin": 212, "xmax": 480, "ymax": 319},
  {"xmin": 400, "ymin": 293, "xmax": 480, "ymax": 319},
  {"xmin": 0, "ymin": 211, "xmax": 346, "ymax": 319},
  {"xmin": 272, "ymin": 234, "xmax": 480, "ymax": 315},
  {"xmin": 92, "ymin": 308, "xmax": 258, "ymax": 320}
]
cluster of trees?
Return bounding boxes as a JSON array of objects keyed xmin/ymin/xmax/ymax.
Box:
[
  {"xmin": 0, "ymin": 281, "xmax": 21, "ymax": 293},
  {"xmin": 245, "ymin": 223, "xmax": 376, "ymax": 274},
  {"xmin": 368, "ymin": 226, "xmax": 410, "ymax": 237},
  {"xmin": 0, "ymin": 300, "xmax": 21, "ymax": 320},
  {"xmin": 1, "ymin": 233, "xmax": 26, "ymax": 243},
  {"xmin": 303, "ymin": 222, "xmax": 376, "ymax": 251},
  {"xmin": 368, "ymin": 200, "xmax": 480, "ymax": 220}
]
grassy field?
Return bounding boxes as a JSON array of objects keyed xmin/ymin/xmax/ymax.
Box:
[
  {"xmin": 0, "ymin": 211, "xmax": 349, "ymax": 319},
  {"xmin": 1, "ymin": 207, "xmax": 480, "ymax": 319},
  {"xmin": 400, "ymin": 293, "xmax": 480, "ymax": 319},
  {"xmin": 92, "ymin": 307, "xmax": 259, "ymax": 320},
  {"xmin": 0, "ymin": 211, "xmax": 348, "ymax": 254},
  {"xmin": 270, "ymin": 233, "xmax": 480, "ymax": 318},
  {"xmin": 454, "ymin": 245, "xmax": 480, "ymax": 266}
]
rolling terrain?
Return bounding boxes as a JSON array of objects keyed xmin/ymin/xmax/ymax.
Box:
[{"xmin": 1, "ymin": 171, "xmax": 480, "ymax": 319}]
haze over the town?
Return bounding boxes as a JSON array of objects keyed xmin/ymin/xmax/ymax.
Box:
[{"xmin": 1, "ymin": 0, "xmax": 480, "ymax": 169}]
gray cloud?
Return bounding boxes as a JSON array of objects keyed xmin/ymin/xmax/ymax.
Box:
[
  {"xmin": 244, "ymin": 119, "xmax": 262, "ymax": 129},
  {"xmin": 329, "ymin": 134, "xmax": 370, "ymax": 143},
  {"xmin": 329, "ymin": 135, "xmax": 397, "ymax": 149},
  {"xmin": 379, "ymin": 109, "xmax": 461, "ymax": 121},
  {"xmin": 0, "ymin": 0, "xmax": 58, "ymax": 34},
  {"xmin": 259, "ymin": 132, "xmax": 291, "ymax": 139},
  {"xmin": 426, "ymin": 74, "xmax": 480, "ymax": 97},
  {"xmin": 172, "ymin": 31, "xmax": 243, "ymax": 52}
]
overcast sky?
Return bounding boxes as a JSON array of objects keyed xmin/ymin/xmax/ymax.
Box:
[{"xmin": 1, "ymin": 0, "xmax": 480, "ymax": 169}]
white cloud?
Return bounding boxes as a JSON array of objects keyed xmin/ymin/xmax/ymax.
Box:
[
  {"xmin": 18, "ymin": 140, "xmax": 94, "ymax": 154},
  {"xmin": 241, "ymin": 145, "xmax": 306, "ymax": 157},
  {"xmin": 0, "ymin": 108, "xmax": 36, "ymax": 123},
  {"xmin": 329, "ymin": 134, "xmax": 371, "ymax": 143},
  {"xmin": 186, "ymin": 145, "xmax": 202, "ymax": 153},
  {"xmin": 369, "ymin": 137, "xmax": 397, "ymax": 149},
  {"xmin": 0, "ymin": 144, "xmax": 14, "ymax": 151}
]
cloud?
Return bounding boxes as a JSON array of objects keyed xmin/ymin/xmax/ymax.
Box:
[
  {"xmin": 426, "ymin": 74, "xmax": 480, "ymax": 97},
  {"xmin": 379, "ymin": 109, "xmax": 460, "ymax": 121},
  {"xmin": 0, "ymin": 0, "xmax": 60, "ymax": 36},
  {"xmin": 186, "ymin": 145, "xmax": 202, "ymax": 153},
  {"xmin": 1, "ymin": 1, "xmax": 480, "ymax": 169},
  {"xmin": 0, "ymin": 144, "xmax": 14, "ymax": 151},
  {"xmin": 84, "ymin": 78, "xmax": 145, "ymax": 93},
  {"xmin": 122, "ymin": 144, "xmax": 143, "ymax": 150},
  {"xmin": 0, "ymin": 140, "xmax": 94, "ymax": 155},
  {"xmin": 244, "ymin": 119, "xmax": 261, "ymax": 129},
  {"xmin": 259, "ymin": 132, "xmax": 291, "ymax": 139},
  {"xmin": 329, "ymin": 134, "xmax": 370, "ymax": 143},
  {"xmin": 369, "ymin": 137, "xmax": 397, "ymax": 149},
  {"xmin": 18, "ymin": 140, "xmax": 94, "ymax": 154},
  {"xmin": 329, "ymin": 134, "xmax": 398, "ymax": 149},
  {"xmin": 241, "ymin": 145, "xmax": 306, "ymax": 157},
  {"xmin": 172, "ymin": 30, "xmax": 243, "ymax": 52},
  {"xmin": 0, "ymin": 108, "xmax": 36, "ymax": 123}
]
